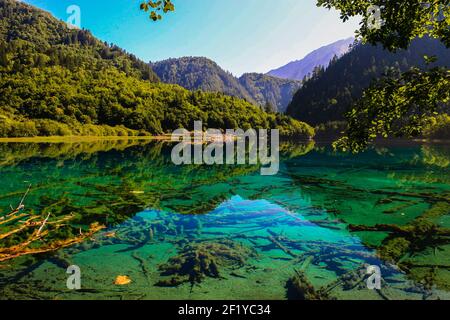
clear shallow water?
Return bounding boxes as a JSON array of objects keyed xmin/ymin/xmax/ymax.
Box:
[{"xmin": 0, "ymin": 140, "xmax": 449, "ymax": 300}]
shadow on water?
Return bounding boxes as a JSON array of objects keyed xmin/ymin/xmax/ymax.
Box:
[{"xmin": 0, "ymin": 140, "xmax": 449, "ymax": 300}]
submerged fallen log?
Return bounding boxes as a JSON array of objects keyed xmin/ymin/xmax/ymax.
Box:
[
  {"xmin": 3, "ymin": 184, "xmax": 32, "ymax": 217},
  {"xmin": 132, "ymin": 252, "xmax": 151, "ymax": 281},
  {"xmin": 0, "ymin": 216, "xmax": 40, "ymax": 240},
  {"xmin": 0, "ymin": 190, "xmax": 104, "ymax": 263},
  {"xmin": 268, "ymin": 235, "xmax": 298, "ymax": 258},
  {"xmin": 0, "ymin": 213, "xmax": 29, "ymax": 226},
  {"xmin": 0, "ymin": 222, "xmax": 105, "ymax": 262}
]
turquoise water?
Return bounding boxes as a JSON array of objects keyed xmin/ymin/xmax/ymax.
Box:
[{"xmin": 0, "ymin": 140, "xmax": 449, "ymax": 300}]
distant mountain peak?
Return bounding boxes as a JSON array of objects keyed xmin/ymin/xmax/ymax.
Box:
[{"xmin": 267, "ymin": 37, "xmax": 355, "ymax": 81}]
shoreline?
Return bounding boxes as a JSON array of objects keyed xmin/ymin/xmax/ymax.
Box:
[
  {"xmin": 0, "ymin": 135, "xmax": 173, "ymax": 143},
  {"xmin": 0, "ymin": 136, "xmax": 448, "ymax": 145}
]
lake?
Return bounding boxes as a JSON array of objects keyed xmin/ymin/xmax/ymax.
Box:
[{"xmin": 0, "ymin": 140, "xmax": 449, "ymax": 300}]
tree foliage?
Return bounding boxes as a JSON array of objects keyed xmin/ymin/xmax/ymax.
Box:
[
  {"xmin": 317, "ymin": 0, "xmax": 450, "ymax": 51},
  {"xmin": 316, "ymin": 0, "xmax": 450, "ymax": 151},
  {"xmin": 333, "ymin": 67, "xmax": 450, "ymax": 152},
  {"xmin": 422, "ymin": 113, "xmax": 450, "ymax": 139},
  {"xmin": 140, "ymin": 0, "xmax": 175, "ymax": 21}
]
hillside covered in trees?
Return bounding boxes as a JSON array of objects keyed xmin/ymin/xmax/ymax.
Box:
[
  {"xmin": 238, "ymin": 73, "xmax": 301, "ymax": 113},
  {"xmin": 152, "ymin": 57, "xmax": 254, "ymax": 102},
  {"xmin": 0, "ymin": 0, "xmax": 313, "ymax": 138},
  {"xmin": 287, "ymin": 37, "xmax": 450, "ymax": 125},
  {"xmin": 152, "ymin": 57, "xmax": 301, "ymax": 112}
]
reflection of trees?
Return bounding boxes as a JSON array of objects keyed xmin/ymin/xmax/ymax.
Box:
[
  {"xmin": 0, "ymin": 139, "xmax": 319, "ymax": 252},
  {"xmin": 421, "ymin": 145, "xmax": 450, "ymax": 168},
  {"xmin": 0, "ymin": 140, "xmax": 154, "ymax": 166},
  {"xmin": 385, "ymin": 145, "xmax": 450, "ymax": 184},
  {"xmin": 280, "ymin": 140, "xmax": 315, "ymax": 159},
  {"xmin": 0, "ymin": 140, "xmax": 265, "ymax": 253}
]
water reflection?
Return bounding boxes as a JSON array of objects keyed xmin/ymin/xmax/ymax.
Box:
[{"xmin": 0, "ymin": 140, "xmax": 449, "ymax": 300}]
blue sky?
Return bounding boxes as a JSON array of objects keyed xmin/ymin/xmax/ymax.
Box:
[{"xmin": 24, "ymin": 0, "xmax": 360, "ymax": 76}]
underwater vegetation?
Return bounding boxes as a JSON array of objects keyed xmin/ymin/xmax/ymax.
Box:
[
  {"xmin": 156, "ymin": 240, "xmax": 257, "ymax": 288},
  {"xmin": 349, "ymin": 200, "xmax": 450, "ymax": 290},
  {"xmin": 286, "ymin": 270, "xmax": 335, "ymax": 300}
]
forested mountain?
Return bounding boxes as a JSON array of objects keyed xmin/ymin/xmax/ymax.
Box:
[
  {"xmin": 0, "ymin": 0, "xmax": 159, "ymax": 82},
  {"xmin": 0, "ymin": 0, "xmax": 314, "ymax": 138},
  {"xmin": 238, "ymin": 73, "xmax": 301, "ymax": 113},
  {"xmin": 152, "ymin": 57, "xmax": 301, "ymax": 112},
  {"xmin": 152, "ymin": 57, "xmax": 254, "ymax": 102},
  {"xmin": 287, "ymin": 37, "xmax": 450, "ymax": 125},
  {"xmin": 267, "ymin": 38, "xmax": 354, "ymax": 81}
]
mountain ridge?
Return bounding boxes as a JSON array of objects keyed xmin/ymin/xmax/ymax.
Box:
[
  {"xmin": 152, "ymin": 56, "xmax": 255, "ymax": 102},
  {"xmin": 267, "ymin": 38, "xmax": 355, "ymax": 81},
  {"xmin": 152, "ymin": 56, "xmax": 301, "ymax": 112}
]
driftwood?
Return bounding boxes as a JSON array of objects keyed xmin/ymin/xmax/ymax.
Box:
[
  {"xmin": 0, "ymin": 213, "xmax": 29, "ymax": 226},
  {"xmin": 0, "ymin": 184, "xmax": 111, "ymax": 263},
  {"xmin": 268, "ymin": 235, "xmax": 298, "ymax": 258},
  {"xmin": 0, "ymin": 216, "xmax": 40, "ymax": 240},
  {"xmin": 36, "ymin": 213, "xmax": 51, "ymax": 236},
  {"xmin": 3, "ymin": 184, "xmax": 32, "ymax": 217},
  {"xmin": 0, "ymin": 222, "xmax": 105, "ymax": 262}
]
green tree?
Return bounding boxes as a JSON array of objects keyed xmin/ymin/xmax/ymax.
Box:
[
  {"xmin": 316, "ymin": 1, "xmax": 450, "ymax": 151},
  {"xmin": 333, "ymin": 66, "xmax": 449, "ymax": 152}
]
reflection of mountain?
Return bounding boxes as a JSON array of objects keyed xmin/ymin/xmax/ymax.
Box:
[
  {"xmin": 0, "ymin": 141, "xmax": 260, "ymax": 214},
  {"xmin": 0, "ymin": 140, "xmax": 318, "ymax": 216},
  {"xmin": 0, "ymin": 139, "xmax": 314, "ymax": 167}
]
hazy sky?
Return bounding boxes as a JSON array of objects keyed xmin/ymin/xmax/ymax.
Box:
[{"xmin": 24, "ymin": 0, "xmax": 360, "ymax": 76}]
